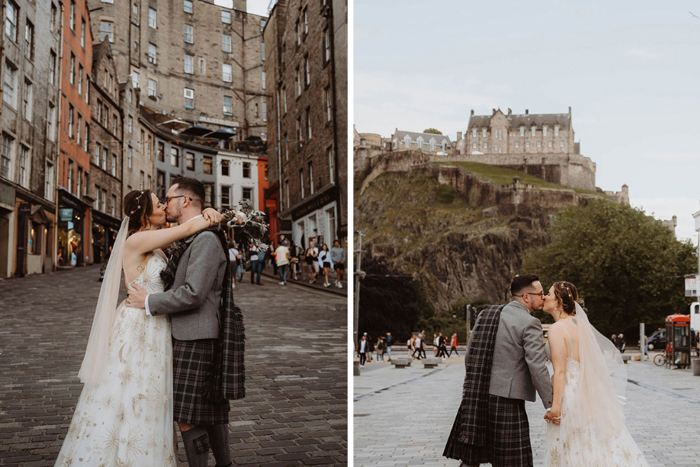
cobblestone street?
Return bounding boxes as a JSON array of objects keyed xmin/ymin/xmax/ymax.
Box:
[
  {"xmin": 354, "ymin": 355, "xmax": 700, "ymax": 466},
  {"xmin": 0, "ymin": 265, "xmax": 347, "ymax": 466}
]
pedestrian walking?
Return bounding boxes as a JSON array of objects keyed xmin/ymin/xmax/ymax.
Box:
[
  {"xmin": 307, "ymin": 241, "xmax": 319, "ymax": 283},
  {"xmin": 407, "ymin": 335, "xmax": 414, "ymax": 356},
  {"xmin": 437, "ymin": 333, "xmax": 448, "ymax": 358},
  {"xmin": 275, "ymin": 240, "xmax": 290, "ymax": 285},
  {"xmin": 249, "ymin": 244, "xmax": 262, "ymax": 285},
  {"xmin": 433, "ymin": 333, "xmax": 439, "ymax": 356},
  {"xmin": 448, "ymin": 333, "xmax": 459, "ymax": 357},
  {"xmin": 376, "ymin": 336, "xmax": 385, "ymax": 361},
  {"xmin": 331, "ymin": 240, "xmax": 346, "ymax": 288},
  {"xmin": 385, "ymin": 332, "xmax": 393, "ymax": 362},
  {"xmin": 367, "ymin": 335, "xmax": 374, "ymax": 362},
  {"xmin": 412, "ymin": 334, "xmax": 423, "ymax": 359},
  {"xmin": 228, "ymin": 242, "xmax": 238, "ymax": 288},
  {"xmin": 617, "ymin": 333, "xmax": 626, "ymax": 353},
  {"xmin": 359, "ymin": 335, "xmax": 368, "ymax": 367},
  {"xmin": 319, "ymin": 244, "xmax": 334, "ymax": 287}
]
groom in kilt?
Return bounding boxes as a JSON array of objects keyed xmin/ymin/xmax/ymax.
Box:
[
  {"xmin": 444, "ymin": 274, "xmax": 553, "ymax": 467},
  {"xmin": 129, "ymin": 177, "xmax": 245, "ymax": 467}
]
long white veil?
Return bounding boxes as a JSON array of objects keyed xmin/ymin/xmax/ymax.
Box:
[
  {"xmin": 77, "ymin": 216, "xmax": 129, "ymax": 386},
  {"xmin": 573, "ymin": 302, "xmax": 627, "ymax": 438}
]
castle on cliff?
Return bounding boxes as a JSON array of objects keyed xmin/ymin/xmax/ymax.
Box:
[{"xmin": 454, "ymin": 107, "xmax": 596, "ymax": 192}]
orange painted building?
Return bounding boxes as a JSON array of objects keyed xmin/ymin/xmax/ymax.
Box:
[{"xmin": 57, "ymin": 0, "xmax": 93, "ymax": 267}]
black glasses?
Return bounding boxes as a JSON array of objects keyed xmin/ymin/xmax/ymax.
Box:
[{"xmin": 164, "ymin": 195, "xmax": 188, "ymax": 203}]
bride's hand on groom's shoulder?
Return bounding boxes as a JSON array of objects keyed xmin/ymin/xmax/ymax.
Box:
[{"xmin": 202, "ymin": 208, "xmax": 223, "ymax": 226}]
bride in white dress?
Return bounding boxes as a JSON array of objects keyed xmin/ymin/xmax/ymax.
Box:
[
  {"xmin": 542, "ymin": 281, "xmax": 649, "ymax": 466},
  {"xmin": 55, "ymin": 190, "xmax": 220, "ymax": 466}
]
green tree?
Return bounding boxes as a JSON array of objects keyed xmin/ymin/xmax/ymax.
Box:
[
  {"xmin": 423, "ymin": 128, "xmax": 442, "ymax": 135},
  {"xmin": 522, "ymin": 199, "xmax": 696, "ymax": 339}
]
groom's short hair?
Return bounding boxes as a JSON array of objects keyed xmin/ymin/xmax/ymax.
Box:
[
  {"xmin": 510, "ymin": 273, "xmax": 540, "ymax": 296},
  {"xmin": 172, "ymin": 176, "xmax": 205, "ymax": 208}
]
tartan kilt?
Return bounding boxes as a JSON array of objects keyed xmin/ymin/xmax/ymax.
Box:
[
  {"xmin": 173, "ymin": 338, "xmax": 230, "ymax": 425},
  {"xmin": 444, "ymin": 395, "xmax": 533, "ymax": 467}
]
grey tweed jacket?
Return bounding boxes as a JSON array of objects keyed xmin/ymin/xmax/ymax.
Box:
[
  {"xmin": 148, "ymin": 231, "xmax": 227, "ymax": 341},
  {"xmin": 488, "ymin": 301, "xmax": 553, "ymax": 408}
]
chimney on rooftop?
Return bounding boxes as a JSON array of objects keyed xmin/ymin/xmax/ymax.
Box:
[
  {"xmin": 525, "ymin": 109, "xmax": 529, "ymax": 115},
  {"xmin": 457, "ymin": 131, "xmax": 462, "ymax": 141},
  {"xmin": 508, "ymin": 108, "xmax": 512, "ymax": 116},
  {"xmin": 470, "ymin": 109, "xmax": 474, "ymax": 116}
]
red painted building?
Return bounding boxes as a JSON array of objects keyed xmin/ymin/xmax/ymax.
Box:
[{"xmin": 57, "ymin": 0, "xmax": 93, "ymax": 267}]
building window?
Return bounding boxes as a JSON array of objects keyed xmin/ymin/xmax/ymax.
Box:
[
  {"xmin": 543, "ymin": 125, "xmax": 548, "ymax": 136},
  {"xmin": 111, "ymin": 194, "xmax": 117, "ymax": 216},
  {"xmin": 184, "ymin": 54, "xmax": 194, "ymax": 74},
  {"xmin": 472, "ymin": 128, "xmax": 477, "ymax": 138},
  {"xmin": 101, "ymin": 146, "xmax": 108, "ymax": 169},
  {"xmin": 222, "ymin": 34, "xmax": 232, "ymax": 52},
  {"xmin": 69, "ymin": 1, "xmax": 76, "ymax": 30},
  {"xmin": 186, "ymin": 152, "xmax": 195, "ymax": 171},
  {"xmin": 78, "ymin": 65, "xmax": 83, "ymax": 95},
  {"xmin": 100, "ymin": 21, "xmax": 113, "ymax": 42},
  {"xmin": 69, "ymin": 54, "xmax": 76, "ymax": 85},
  {"xmin": 242, "ymin": 187, "xmax": 252, "ymax": 203},
  {"xmin": 304, "ymin": 56, "xmax": 310, "ymax": 86},
  {"xmin": 24, "ymin": 21, "xmax": 34, "ymax": 60},
  {"xmin": 299, "ymin": 168, "xmax": 304, "ymax": 198},
  {"xmin": 148, "ymin": 43, "xmax": 157, "ymax": 64},
  {"xmin": 306, "ymin": 108, "xmax": 312, "ymax": 140},
  {"xmin": 0, "ymin": 134, "xmax": 13, "ymax": 180},
  {"xmin": 328, "ymin": 147, "xmax": 335, "ymax": 184},
  {"xmin": 261, "ymin": 19, "xmax": 266, "ymax": 31},
  {"xmin": 46, "ymin": 162, "xmax": 55, "ymax": 201},
  {"xmin": 295, "ymin": 116, "xmax": 302, "ymax": 141},
  {"xmin": 112, "ymin": 154, "xmax": 117, "ymax": 176},
  {"xmin": 496, "ymin": 129, "xmax": 502, "ymax": 140},
  {"xmin": 204, "ymin": 184, "xmax": 212, "ymax": 206},
  {"xmin": 101, "ymin": 189, "xmax": 107, "ymax": 212},
  {"xmin": 221, "ymin": 185, "xmax": 230, "ymax": 208},
  {"xmin": 148, "ymin": 79, "xmax": 157, "ymax": 97},
  {"xmin": 261, "ymin": 42, "xmax": 265, "ymax": 61},
  {"xmin": 296, "ymin": 20, "xmax": 301, "ymax": 46},
  {"xmin": 158, "ymin": 142, "xmax": 165, "ymax": 162},
  {"xmin": 184, "ymin": 24, "xmax": 194, "ymax": 44},
  {"xmin": 548, "ymin": 140, "xmax": 553, "ymax": 148},
  {"xmin": 221, "ymin": 11, "xmax": 231, "ymax": 24},
  {"xmin": 49, "ymin": 51, "xmax": 57, "ymax": 85},
  {"xmin": 560, "ymin": 140, "xmax": 565, "ymax": 148},
  {"xmin": 203, "ymin": 156, "xmax": 213, "ymax": 174},
  {"xmin": 184, "ymin": 0, "xmax": 193, "ymax": 13},
  {"xmin": 308, "ymin": 162, "xmax": 314, "ymax": 194},
  {"xmin": 531, "ymin": 126, "xmax": 536, "ymax": 136},
  {"xmin": 537, "ymin": 141, "xmax": 542, "ymax": 148},
  {"xmin": 324, "ymin": 89, "xmax": 332, "ymax": 121},
  {"xmin": 526, "ymin": 141, "xmax": 530, "ymax": 148},
  {"xmin": 68, "ymin": 104, "xmax": 75, "ymax": 138},
  {"xmin": 555, "ymin": 125, "xmax": 560, "ymax": 136},
  {"xmin": 67, "ymin": 161, "xmax": 74, "ymax": 194},
  {"xmin": 50, "ymin": 3, "xmax": 58, "ymax": 32},
  {"xmin": 184, "ymin": 88, "xmax": 194, "ymax": 109},
  {"xmin": 47, "ymin": 103, "xmax": 57, "ymax": 142},
  {"xmin": 148, "ymin": 8, "xmax": 157, "ymax": 28},
  {"xmin": 221, "ymin": 159, "xmax": 229, "ymax": 176},
  {"xmin": 94, "ymin": 143, "xmax": 101, "ymax": 166},
  {"xmin": 127, "ymin": 115, "xmax": 133, "ymax": 133},
  {"xmin": 483, "ymin": 142, "xmax": 487, "ymax": 149},
  {"xmin": 170, "ymin": 147, "xmax": 179, "ymax": 167},
  {"xmin": 92, "ymin": 184, "xmax": 99, "ymax": 209},
  {"xmin": 22, "ymin": 78, "xmax": 32, "ymax": 121},
  {"xmin": 127, "ymin": 147, "xmax": 132, "ymax": 168},
  {"xmin": 132, "ymin": 71, "xmax": 140, "ymax": 88},
  {"xmin": 515, "ymin": 141, "xmax": 519, "ymax": 149},
  {"xmin": 18, "ymin": 146, "xmax": 29, "ymax": 188},
  {"xmin": 263, "ymin": 102, "xmax": 267, "ymax": 122},
  {"xmin": 262, "ymin": 71, "xmax": 266, "ymax": 90},
  {"xmin": 199, "ymin": 58, "xmax": 206, "ymax": 75},
  {"xmin": 75, "ymin": 115, "xmax": 82, "ymax": 146},
  {"xmin": 80, "ymin": 20, "xmax": 85, "ymax": 48},
  {"xmin": 223, "ymin": 96, "xmax": 233, "ymax": 115},
  {"xmin": 242, "ymin": 162, "xmax": 251, "ymax": 178},
  {"xmin": 303, "ymin": 8, "xmax": 309, "ymax": 34},
  {"xmin": 222, "ymin": 63, "xmax": 232, "ymax": 82},
  {"xmin": 139, "ymin": 171, "xmax": 144, "ymax": 190},
  {"xmin": 295, "ymin": 67, "xmax": 301, "ymax": 96},
  {"xmin": 472, "ymin": 142, "xmax": 477, "ymax": 149},
  {"xmin": 282, "ymin": 87, "xmax": 287, "ymax": 113},
  {"xmin": 324, "ymin": 28, "xmax": 331, "ymax": 63}
]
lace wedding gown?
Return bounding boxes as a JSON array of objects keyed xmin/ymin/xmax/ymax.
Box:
[
  {"xmin": 55, "ymin": 253, "xmax": 176, "ymax": 466},
  {"xmin": 545, "ymin": 328, "xmax": 649, "ymax": 467}
]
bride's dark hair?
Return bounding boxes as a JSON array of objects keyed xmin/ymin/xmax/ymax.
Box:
[
  {"xmin": 123, "ymin": 190, "xmax": 154, "ymax": 234},
  {"xmin": 552, "ymin": 281, "xmax": 583, "ymax": 315}
]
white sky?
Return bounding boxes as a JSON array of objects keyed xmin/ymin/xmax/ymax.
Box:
[
  {"xmin": 354, "ymin": 0, "xmax": 700, "ymax": 245},
  {"xmin": 246, "ymin": 0, "xmax": 270, "ymax": 16}
]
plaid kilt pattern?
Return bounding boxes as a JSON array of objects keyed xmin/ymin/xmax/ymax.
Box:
[
  {"xmin": 173, "ymin": 338, "xmax": 230, "ymax": 425},
  {"xmin": 444, "ymin": 395, "xmax": 533, "ymax": 467}
]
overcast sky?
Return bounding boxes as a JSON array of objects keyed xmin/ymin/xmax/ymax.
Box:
[
  {"xmin": 245, "ymin": 0, "xmax": 270, "ymax": 16},
  {"xmin": 355, "ymin": 0, "xmax": 700, "ymax": 245}
]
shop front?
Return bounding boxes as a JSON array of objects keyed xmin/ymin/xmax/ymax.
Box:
[
  {"xmin": 91, "ymin": 210, "xmax": 122, "ymax": 265},
  {"xmin": 57, "ymin": 189, "xmax": 89, "ymax": 268},
  {"xmin": 291, "ymin": 186, "xmax": 340, "ymax": 250}
]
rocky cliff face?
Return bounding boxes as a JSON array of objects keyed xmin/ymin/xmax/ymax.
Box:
[{"xmin": 356, "ymin": 171, "xmax": 562, "ymax": 312}]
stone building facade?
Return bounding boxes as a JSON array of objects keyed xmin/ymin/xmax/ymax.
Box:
[
  {"xmin": 458, "ymin": 108, "xmax": 596, "ymax": 191},
  {"xmin": 264, "ymin": 0, "xmax": 347, "ymax": 248},
  {"xmin": 86, "ymin": 0, "xmax": 268, "ymax": 140},
  {"xmin": 0, "ymin": 0, "xmax": 62, "ymax": 277},
  {"xmin": 57, "ymin": 0, "xmax": 94, "ymax": 269},
  {"xmin": 391, "ymin": 129, "xmax": 451, "ymax": 154},
  {"xmin": 216, "ymin": 151, "xmax": 265, "ymax": 212},
  {"xmin": 88, "ymin": 42, "xmax": 123, "ymax": 264}
]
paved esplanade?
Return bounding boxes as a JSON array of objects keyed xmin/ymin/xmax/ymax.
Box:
[
  {"xmin": 0, "ymin": 265, "xmax": 347, "ymax": 466},
  {"xmin": 354, "ymin": 357, "xmax": 700, "ymax": 466}
]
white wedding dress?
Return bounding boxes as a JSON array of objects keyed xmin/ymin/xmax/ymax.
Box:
[
  {"xmin": 55, "ymin": 253, "xmax": 176, "ymax": 466},
  {"xmin": 544, "ymin": 326, "xmax": 649, "ymax": 467}
]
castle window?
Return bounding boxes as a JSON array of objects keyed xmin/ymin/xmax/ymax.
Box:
[
  {"xmin": 472, "ymin": 142, "xmax": 477, "ymax": 149},
  {"xmin": 543, "ymin": 125, "xmax": 548, "ymax": 136},
  {"xmin": 472, "ymin": 128, "xmax": 477, "ymax": 138},
  {"xmin": 560, "ymin": 140, "xmax": 564, "ymax": 148},
  {"xmin": 483, "ymin": 142, "xmax": 487, "ymax": 149},
  {"xmin": 537, "ymin": 141, "xmax": 542, "ymax": 148},
  {"xmin": 555, "ymin": 125, "xmax": 560, "ymax": 136},
  {"xmin": 496, "ymin": 129, "xmax": 502, "ymax": 140},
  {"xmin": 526, "ymin": 141, "xmax": 530, "ymax": 148},
  {"xmin": 515, "ymin": 142, "xmax": 519, "ymax": 148},
  {"xmin": 548, "ymin": 141, "xmax": 553, "ymax": 148},
  {"xmin": 482, "ymin": 128, "xmax": 487, "ymax": 137},
  {"xmin": 520, "ymin": 126, "xmax": 525, "ymax": 137},
  {"xmin": 531, "ymin": 126, "xmax": 536, "ymax": 137}
]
